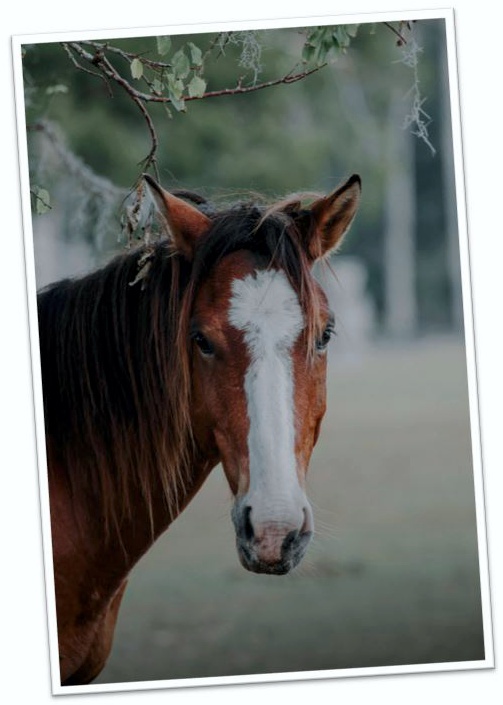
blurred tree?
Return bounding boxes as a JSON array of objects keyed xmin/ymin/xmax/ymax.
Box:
[
  {"xmin": 21, "ymin": 20, "xmax": 458, "ymax": 335},
  {"xmin": 384, "ymin": 85, "xmax": 417, "ymax": 338}
]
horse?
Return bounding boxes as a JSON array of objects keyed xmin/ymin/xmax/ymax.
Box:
[{"xmin": 37, "ymin": 172, "xmax": 361, "ymax": 685}]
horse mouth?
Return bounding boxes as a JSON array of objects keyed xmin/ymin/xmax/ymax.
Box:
[{"xmin": 236, "ymin": 530, "xmax": 313, "ymax": 575}]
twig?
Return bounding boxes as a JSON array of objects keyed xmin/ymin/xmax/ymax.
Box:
[
  {"xmin": 194, "ymin": 63, "xmax": 327, "ymax": 100},
  {"xmin": 384, "ymin": 21, "xmax": 410, "ymax": 46},
  {"xmin": 201, "ymin": 32, "xmax": 227, "ymax": 63},
  {"xmin": 99, "ymin": 53, "xmax": 160, "ymax": 174},
  {"xmin": 62, "ymin": 43, "xmax": 113, "ymax": 96},
  {"xmin": 82, "ymin": 41, "xmax": 173, "ymax": 70}
]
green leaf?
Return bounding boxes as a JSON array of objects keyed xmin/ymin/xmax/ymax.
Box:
[
  {"xmin": 130, "ymin": 58, "xmax": 143, "ymax": 80},
  {"xmin": 172, "ymin": 49, "xmax": 190, "ymax": 79},
  {"xmin": 156, "ymin": 36, "xmax": 171, "ymax": 56},
  {"xmin": 314, "ymin": 39, "xmax": 330, "ymax": 65},
  {"xmin": 187, "ymin": 75, "xmax": 206, "ymax": 98},
  {"xmin": 301, "ymin": 43, "xmax": 316, "ymax": 63},
  {"xmin": 152, "ymin": 79, "xmax": 164, "ymax": 95},
  {"xmin": 167, "ymin": 73, "xmax": 186, "ymax": 111},
  {"xmin": 167, "ymin": 74, "xmax": 184, "ymax": 99},
  {"xmin": 170, "ymin": 95, "xmax": 186, "ymax": 112},
  {"xmin": 308, "ymin": 27, "xmax": 324, "ymax": 44},
  {"xmin": 346, "ymin": 24, "xmax": 360, "ymax": 38},
  {"xmin": 32, "ymin": 186, "xmax": 51, "ymax": 215},
  {"xmin": 187, "ymin": 42, "xmax": 203, "ymax": 67},
  {"xmin": 334, "ymin": 26, "xmax": 350, "ymax": 48}
]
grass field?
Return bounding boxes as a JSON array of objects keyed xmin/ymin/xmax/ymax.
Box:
[{"xmin": 95, "ymin": 337, "xmax": 485, "ymax": 685}]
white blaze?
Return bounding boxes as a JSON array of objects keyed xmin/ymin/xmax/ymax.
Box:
[{"xmin": 229, "ymin": 269, "xmax": 305, "ymax": 524}]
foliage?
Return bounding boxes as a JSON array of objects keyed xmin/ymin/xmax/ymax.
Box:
[
  {"xmin": 23, "ymin": 23, "xmax": 415, "ymax": 181},
  {"xmin": 21, "ymin": 20, "xmax": 455, "ymax": 331}
]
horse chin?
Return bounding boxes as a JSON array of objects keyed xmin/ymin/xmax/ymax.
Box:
[{"xmin": 242, "ymin": 559, "xmax": 291, "ymax": 576}]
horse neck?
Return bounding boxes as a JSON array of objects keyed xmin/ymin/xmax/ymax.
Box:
[
  {"xmin": 106, "ymin": 456, "xmax": 217, "ymax": 572},
  {"xmin": 49, "ymin": 444, "xmax": 218, "ymax": 595},
  {"xmin": 41, "ymin": 248, "xmax": 218, "ymax": 587}
]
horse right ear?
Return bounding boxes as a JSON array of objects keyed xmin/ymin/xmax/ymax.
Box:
[
  {"xmin": 143, "ymin": 174, "xmax": 211, "ymax": 260},
  {"xmin": 304, "ymin": 174, "xmax": 361, "ymax": 261}
]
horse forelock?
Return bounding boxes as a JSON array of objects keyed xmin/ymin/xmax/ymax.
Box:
[{"xmin": 188, "ymin": 200, "xmax": 324, "ymax": 357}]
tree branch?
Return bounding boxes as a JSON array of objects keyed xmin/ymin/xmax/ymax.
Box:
[
  {"xmin": 81, "ymin": 40, "xmax": 173, "ymax": 70},
  {"xmin": 64, "ymin": 40, "xmax": 327, "ymax": 173},
  {"xmin": 68, "ymin": 43, "xmax": 160, "ymax": 172},
  {"xmin": 62, "ymin": 43, "xmax": 113, "ymax": 96},
  {"xmin": 189, "ymin": 64, "xmax": 327, "ymax": 100},
  {"xmin": 67, "ymin": 42, "xmax": 325, "ymax": 104}
]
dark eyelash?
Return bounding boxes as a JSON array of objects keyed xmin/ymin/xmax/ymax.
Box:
[
  {"xmin": 316, "ymin": 321, "xmax": 335, "ymax": 352},
  {"xmin": 191, "ymin": 331, "xmax": 215, "ymax": 356}
]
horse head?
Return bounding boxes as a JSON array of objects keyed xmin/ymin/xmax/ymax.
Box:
[{"xmin": 146, "ymin": 174, "xmax": 361, "ymax": 575}]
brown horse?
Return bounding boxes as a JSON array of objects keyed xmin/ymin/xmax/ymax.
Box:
[{"xmin": 37, "ymin": 173, "xmax": 361, "ymax": 685}]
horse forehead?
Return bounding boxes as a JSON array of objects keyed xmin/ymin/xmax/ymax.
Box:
[
  {"xmin": 193, "ymin": 252, "xmax": 254, "ymax": 315},
  {"xmin": 228, "ymin": 269, "xmax": 304, "ymax": 343},
  {"xmin": 194, "ymin": 253, "xmax": 306, "ymax": 342}
]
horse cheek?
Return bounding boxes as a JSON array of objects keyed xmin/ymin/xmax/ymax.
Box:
[
  {"xmin": 190, "ymin": 355, "xmax": 218, "ymax": 451},
  {"xmin": 313, "ymin": 362, "xmax": 328, "ymax": 441},
  {"xmin": 212, "ymin": 369, "xmax": 250, "ymax": 496},
  {"xmin": 293, "ymin": 357, "xmax": 327, "ymax": 477}
]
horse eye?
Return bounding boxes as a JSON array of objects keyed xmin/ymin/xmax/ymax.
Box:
[
  {"xmin": 315, "ymin": 324, "xmax": 335, "ymax": 353},
  {"xmin": 192, "ymin": 332, "xmax": 214, "ymax": 357}
]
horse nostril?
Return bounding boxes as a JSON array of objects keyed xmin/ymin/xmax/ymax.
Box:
[
  {"xmin": 243, "ymin": 505, "xmax": 254, "ymax": 542},
  {"xmin": 282, "ymin": 529, "xmax": 300, "ymax": 552}
]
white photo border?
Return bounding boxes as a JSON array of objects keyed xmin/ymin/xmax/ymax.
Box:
[{"xmin": 11, "ymin": 7, "xmax": 495, "ymax": 695}]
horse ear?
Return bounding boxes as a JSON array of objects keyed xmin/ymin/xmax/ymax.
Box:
[
  {"xmin": 143, "ymin": 174, "xmax": 211, "ymax": 260},
  {"xmin": 305, "ymin": 174, "xmax": 361, "ymax": 261}
]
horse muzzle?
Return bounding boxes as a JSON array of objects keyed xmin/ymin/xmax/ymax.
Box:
[{"xmin": 232, "ymin": 501, "xmax": 313, "ymax": 575}]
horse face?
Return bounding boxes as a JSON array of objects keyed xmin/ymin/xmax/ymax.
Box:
[
  {"xmin": 145, "ymin": 172, "xmax": 360, "ymax": 575},
  {"xmin": 190, "ymin": 252, "xmax": 332, "ymax": 575}
]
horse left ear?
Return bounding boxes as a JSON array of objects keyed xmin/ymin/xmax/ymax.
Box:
[
  {"xmin": 305, "ymin": 174, "xmax": 361, "ymax": 261},
  {"xmin": 143, "ymin": 174, "xmax": 211, "ymax": 260}
]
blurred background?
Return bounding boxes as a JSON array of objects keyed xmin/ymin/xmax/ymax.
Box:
[{"xmin": 22, "ymin": 18, "xmax": 484, "ymax": 683}]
